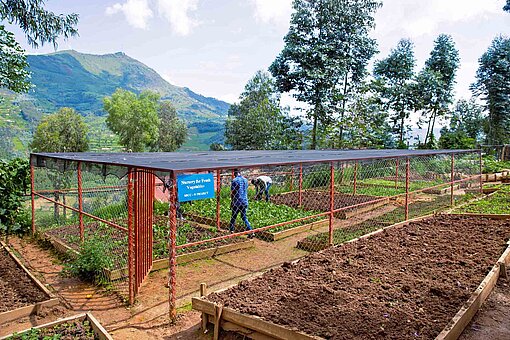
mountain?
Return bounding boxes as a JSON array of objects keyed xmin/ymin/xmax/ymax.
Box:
[{"xmin": 0, "ymin": 50, "xmax": 230, "ymax": 158}]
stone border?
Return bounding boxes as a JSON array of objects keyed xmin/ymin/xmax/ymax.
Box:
[
  {"xmin": 0, "ymin": 242, "xmax": 59, "ymax": 325},
  {"xmin": 0, "ymin": 312, "xmax": 112, "ymax": 340}
]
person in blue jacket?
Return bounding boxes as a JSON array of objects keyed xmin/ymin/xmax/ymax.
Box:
[{"xmin": 229, "ymin": 169, "xmax": 253, "ymax": 237}]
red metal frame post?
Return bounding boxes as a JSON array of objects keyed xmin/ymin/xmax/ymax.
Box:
[
  {"xmin": 395, "ymin": 158, "xmax": 399, "ymax": 190},
  {"xmin": 479, "ymin": 150, "xmax": 483, "ymax": 194},
  {"xmin": 450, "ymin": 153, "xmax": 455, "ymax": 206},
  {"xmin": 168, "ymin": 171, "xmax": 178, "ymax": 322},
  {"xmin": 30, "ymin": 162, "xmax": 35, "ymax": 235},
  {"xmin": 77, "ymin": 161, "xmax": 84, "ymax": 243},
  {"xmin": 298, "ymin": 164, "xmax": 303, "ymax": 207},
  {"xmin": 216, "ymin": 169, "xmax": 221, "ymax": 230},
  {"xmin": 353, "ymin": 161, "xmax": 358, "ymax": 195},
  {"xmin": 329, "ymin": 162, "xmax": 335, "ymax": 246},
  {"xmin": 127, "ymin": 169, "xmax": 135, "ymax": 305},
  {"xmin": 405, "ymin": 158, "xmax": 410, "ymax": 221}
]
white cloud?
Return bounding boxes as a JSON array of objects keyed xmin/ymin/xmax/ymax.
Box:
[
  {"xmin": 106, "ymin": 0, "xmax": 153, "ymax": 29},
  {"xmin": 250, "ymin": 0, "xmax": 293, "ymax": 27},
  {"xmin": 157, "ymin": 0, "xmax": 200, "ymax": 36}
]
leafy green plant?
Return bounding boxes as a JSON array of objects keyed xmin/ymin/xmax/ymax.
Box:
[
  {"xmin": 455, "ymin": 186, "xmax": 510, "ymax": 214},
  {"xmin": 482, "ymin": 157, "xmax": 510, "ymax": 174}
]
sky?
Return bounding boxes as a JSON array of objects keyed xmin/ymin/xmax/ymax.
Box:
[{"xmin": 8, "ymin": 0, "xmax": 510, "ymax": 111}]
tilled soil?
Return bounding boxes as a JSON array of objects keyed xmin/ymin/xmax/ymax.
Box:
[
  {"xmin": 271, "ymin": 190, "xmax": 377, "ymax": 213},
  {"xmin": 0, "ymin": 248, "xmax": 48, "ymax": 313},
  {"xmin": 207, "ymin": 215, "xmax": 510, "ymax": 339}
]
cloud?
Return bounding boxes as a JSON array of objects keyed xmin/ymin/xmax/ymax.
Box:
[
  {"xmin": 106, "ymin": 0, "xmax": 153, "ymax": 29},
  {"xmin": 250, "ymin": 0, "xmax": 293, "ymax": 27},
  {"xmin": 156, "ymin": 0, "xmax": 199, "ymax": 36}
]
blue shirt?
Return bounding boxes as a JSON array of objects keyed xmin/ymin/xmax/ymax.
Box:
[{"xmin": 231, "ymin": 175, "xmax": 249, "ymax": 206}]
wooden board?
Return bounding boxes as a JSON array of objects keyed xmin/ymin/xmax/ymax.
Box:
[
  {"xmin": 256, "ymin": 219, "xmax": 328, "ymax": 242},
  {"xmin": 423, "ymin": 185, "xmax": 460, "ymax": 195},
  {"xmin": 0, "ymin": 242, "xmax": 59, "ymax": 325},
  {"xmin": 0, "ymin": 313, "xmax": 113, "ymax": 340}
]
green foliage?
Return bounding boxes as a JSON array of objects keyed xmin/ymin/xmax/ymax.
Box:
[
  {"xmin": 0, "ymin": 158, "xmax": 30, "ymax": 238},
  {"xmin": 482, "ymin": 157, "xmax": 510, "ymax": 173},
  {"xmin": 439, "ymin": 99, "xmax": 485, "ymax": 149},
  {"xmin": 30, "ymin": 107, "xmax": 89, "ymax": 152},
  {"xmin": 225, "ymin": 70, "xmax": 303, "ymax": 150},
  {"xmin": 151, "ymin": 101, "xmax": 188, "ymax": 152},
  {"xmin": 0, "ymin": 25, "xmax": 30, "ymax": 92},
  {"xmin": 505, "ymin": 0, "xmax": 510, "ymax": 12},
  {"xmin": 373, "ymin": 39, "xmax": 416, "ymax": 145},
  {"xmin": 270, "ymin": 0, "xmax": 381, "ymax": 149},
  {"xmin": 456, "ymin": 185, "xmax": 510, "ymax": 214},
  {"xmin": 6, "ymin": 320, "xmax": 96, "ymax": 340},
  {"xmin": 209, "ymin": 143, "xmax": 225, "ymax": 151},
  {"xmin": 471, "ymin": 36, "xmax": 510, "ymax": 145},
  {"xmin": 104, "ymin": 89, "xmax": 160, "ymax": 152}
]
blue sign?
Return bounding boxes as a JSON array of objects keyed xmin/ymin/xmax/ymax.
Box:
[{"xmin": 177, "ymin": 173, "xmax": 215, "ymax": 202}]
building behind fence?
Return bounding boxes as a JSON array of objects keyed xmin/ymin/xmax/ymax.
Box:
[{"xmin": 30, "ymin": 149, "xmax": 482, "ymax": 320}]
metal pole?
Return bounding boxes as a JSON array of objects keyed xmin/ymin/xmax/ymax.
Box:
[
  {"xmin": 451, "ymin": 153, "xmax": 455, "ymax": 207},
  {"xmin": 30, "ymin": 162, "xmax": 35, "ymax": 236},
  {"xmin": 298, "ymin": 164, "xmax": 303, "ymax": 207},
  {"xmin": 127, "ymin": 168, "xmax": 134, "ymax": 305},
  {"xmin": 216, "ymin": 169, "xmax": 221, "ymax": 230},
  {"xmin": 479, "ymin": 150, "xmax": 483, "ymax": 194},
  {"xmin": 353, "ymin": 161, "xmax": 358, "ymax": 195},
  {"xmin": 395, "ymin": 158, "xmax": 399, "ymax": 190},
  {"xmin": 405, "ymin": 158, "xmax": 410, "ymax": 221},
  {"xmin": 169, "ymin": 171, "xmax": 178, "ymax": 322},
  {"xmin": 77, "ymin": 161, "xmax": 84, "ymax": 243},
  {"xmin": 329, "ymin": 162, "xmax": 334, "ymax": 246}
]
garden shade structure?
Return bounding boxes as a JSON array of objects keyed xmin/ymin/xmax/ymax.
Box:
[{"xmin": 29, "ymin": 149, "xmax": 482, "ymax": 322}]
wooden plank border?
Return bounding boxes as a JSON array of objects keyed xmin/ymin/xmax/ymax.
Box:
[
  {"xmin": 0, "ymin": 242, "xmax": 59, "ymax": 325},
  {"xmin": 256, "ymin": 219, "xmax": 328, "ymax": 242},
  {"xmin": 0, "ymin": 313, "xmax": 113, "ymax": 340}
]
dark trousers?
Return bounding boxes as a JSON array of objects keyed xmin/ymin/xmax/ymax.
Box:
[{"xmin": 229, "ymin": 204, "xmax": 252, "ymax": 232}]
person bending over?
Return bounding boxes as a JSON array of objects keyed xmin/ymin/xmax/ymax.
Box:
[{"xmin": 251, "ymin": 175, "xmax": 272, "ymax": 202}]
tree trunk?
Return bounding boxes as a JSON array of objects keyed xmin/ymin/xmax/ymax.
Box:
[
  {"xmin": 338, "ymin": 73, "xmax": 349, "ymax": 148},
  {"xmin": 311, "ymin": 112, "xmax": 318, "ymax": 150},
  {"xmin": 53, "ymin": 191, "xmax": 60, "ymax": 219},
  {"xmin": 62, "ymin": 193, "xmax": 67, "ymax": 218},
  {"xmin": 399, "ymin": 115, "xmax": 405, "ymax": 146},
  {"xmin": 430, "ymin": 111, "xmax": 437, "ymax": 145},
  {"xmin": 424, "ymin": 114, "xmax": 432, "ymax": 146}
]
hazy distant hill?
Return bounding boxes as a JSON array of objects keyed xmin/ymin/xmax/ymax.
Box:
[{"xmin": 0, "ymin": 50, "xmax": 229, "ymax": 158}]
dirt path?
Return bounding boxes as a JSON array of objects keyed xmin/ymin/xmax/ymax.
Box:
[{"xmin": 460, "ymin": 282, "xmax": 510, "ymax": 340}]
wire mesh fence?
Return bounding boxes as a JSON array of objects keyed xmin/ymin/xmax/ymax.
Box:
[{"xmin": 30, "ymin": 150, "xmax": 482, "ymax": 319}]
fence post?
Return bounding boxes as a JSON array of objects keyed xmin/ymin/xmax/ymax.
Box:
[
  {"xmin": 479, "ymin": 150, "xmax": 483, "ymax": 194},
  {"xmin": 329, "ymin": 162, "xmax": 334, "ymax": 246},
  {"xmin": 77, "ymin": 161, "xmax": 84, "ymax": 243},
  {"xmin": 353, "ymin": 161, "xmax": 358, "ymax": 195},
  {"xmin": 405, "ymin": 158, "xmax": 410, "ymax": 221},
  {"xmin": 168, "ymin": 170, "xmax": 178, "ymax": 323},
  {"xmin": 216, "ymin": 169, "xmax": 221, "ymax": 231},
  {"xmin": 450, "ymin": 153, "xmax": 455, "ymax": 207},
  {"xmin": 298, "ymin": 164, "xmax": 303, "ymax": 207},
  {"xmin": 30, "ymin": 161, "xmax": 35, "ymax": 236},
  {"xmin": 127, "ymin": 168, "xmax": 135, "ymax": 305},
  {"xmin": 395, "ymin": 158, "xmax": 399, "ymax": 190}
]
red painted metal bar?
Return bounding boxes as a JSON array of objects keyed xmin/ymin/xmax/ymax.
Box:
[
  {"xmin": 353, "ymin": 161, "xmax": 358, "ymax": 195},
  {"xmin": 77, "ymin": 161, "xmax": 84, "ymax": 243},
  {"xmin": 329, "ymin": 162, "xmax": 334, "ymax": 246},
  {"xmin": 451, "ymin": 153, "xmax": 455, "ymax": 206},
  {"xmin": 33, "ymin": 192, "xmax": 128, "ymax": 232},
  {"xmin": 405, "ymin": 158, "xmax": 410, "ymax": 221},
  {"xmin": 36, "ymin": 185, "xmax": 126, "ymax": 194},
  {"xmin": 30, "ymin": 163, "xmax": 35, "ymax": 235},
  {"xmin": 177, "ymin": 211, "xmax": 331, "ymax": 250},
  {"xmin": 216, "ymin": 169, "xmax": 221, "ymax": 231},
  {"xmin": 298, "ymin": 164, "xmax": 303, "ymax": 207},
  {"xmin": 395, "ymin": 158, "xmax": 399, "ymax": 189},
  {"xmin": 127, "ymin": 169, "xmax": 134, "ymax": 305},
  {"xmin": 168, "ymin": 171, "xmax": 178, "ymax": 322},
  {"xmin": 479, "ymin": 150, "xmax": 483, "ymax": 194}
]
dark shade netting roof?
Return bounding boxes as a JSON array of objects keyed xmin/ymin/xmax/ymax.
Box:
[{"xmin": 31, "ymin": 149, "xmax": 477, "ymax": 174}]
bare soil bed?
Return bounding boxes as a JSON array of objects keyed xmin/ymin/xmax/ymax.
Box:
[
  {"xmin": 207, "ymin": 215, "xmax": 510, "ymax": 339},
  {"xmin": 271, "ymin": 190, "xmax": 379, "ymax": 216},
  {"xmin": 0, "ymin": 248, "xmax": 48, "ymax": 313}
]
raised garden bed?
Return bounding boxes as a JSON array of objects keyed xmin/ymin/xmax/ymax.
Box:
[
  {"xmin": 43, "ymin": 217, "xmax": 253, "ymax": 281},
  {"xmin": 0, "ymin": 312, "xmax": 112, "ymax": 340},
  {"xmin": 271, "ymin": 190, "xmax": 388, "ymax": 219},
  {"xmin": 0, "ymin": 242, "xmax": 59, "ymax": 325},
  {"xmin": 422, "ymin": 184, "xmax": 459, "ymax": 194},
  {"xmin": 195, "ymin": 215, "xmax": 510, "ymax": 339},
  {"xmin": 481, "ymin": 170, "xmax": 510, "ymax": 182},
  {"xmin": 454, "ymin": 186, "xmax": 510, "ymax": 215},
  {"xmin": 181, "ymin": 197, "xmax": 325, "ymax": 239}
]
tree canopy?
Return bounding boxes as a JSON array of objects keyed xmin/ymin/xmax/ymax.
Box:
[
  {"xmin": 438, "ymin": 99, "xmax": 484, "ymax": 149},
  {"xmin": 151, "ymin": 101, "xmax": 187, "ymax": 152},
  {"xmin": 471, "ymin": 36, "xmax": 510, "ymax": 145},
  {"xmin": 30, "ymin": 107, "xmax": 89, "ymax": 152},
  {"xmin": 270, "ymin": 0, "xmax": 381, "ymax": 149},
  {"xmin": 0, "ymin": 0, "xmax": 79, "ymax": 92},
  {"xmin": 225, "ymin": 70, "xmax": 303, "ymax": 150}
]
